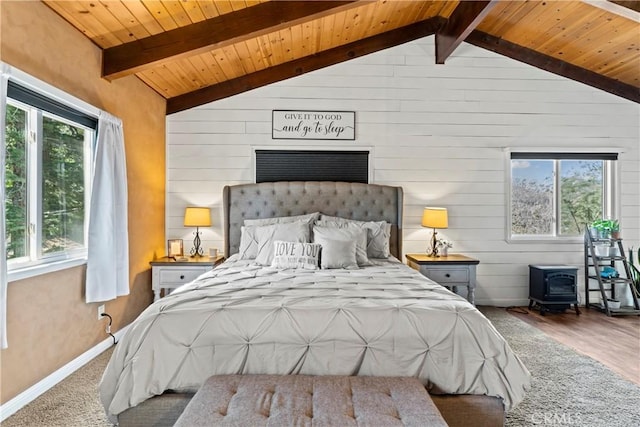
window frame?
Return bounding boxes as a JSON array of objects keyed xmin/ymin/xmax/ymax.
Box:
[
  {"xmin": 4, "ymin": 65, "xmax": 100, "ymax": 282},
  {"xmin": 505, "ymin": 148, "xmax": 620, "ymax": 244}
]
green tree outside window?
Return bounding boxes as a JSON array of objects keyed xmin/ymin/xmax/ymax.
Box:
[
  {"xmin": 4, "ymin": 104, "xmax": 28, "ymax": 260},
  {"xmin": 4, "ymin": 104, "xmax": 88, "ymax": 262},
  {"xmin": 511, "ymin": 159, "xmax": 605, "ymax": 237}
]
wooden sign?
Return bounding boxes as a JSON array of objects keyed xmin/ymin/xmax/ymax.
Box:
[{"xmin": 272, "ymin": 110, "xmax": 355, "ymax": 140}]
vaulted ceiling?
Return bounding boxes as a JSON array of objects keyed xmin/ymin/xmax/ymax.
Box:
[{"xmin": 43, "ymin": 1, "xmax": 640, "ymax": 114}]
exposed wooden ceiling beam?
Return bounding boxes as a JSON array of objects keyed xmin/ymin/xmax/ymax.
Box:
[
  {"xmin": 435, "ymin": 0, "xmax": 498, "ymax": 64},
  {"xmin": 167, "ymin": 17, "xmax": 445, "ymax": 114},
  {"xmin": 103, "ymin": 0, "xmax": 367, "ymax": 80},
  {"xmin": 611, "ymin": 0, "xmax": 640, "ymax": 13},
  {"xmin": 466, "ymin": 31, "xmax": 640, "ymax": 103}
]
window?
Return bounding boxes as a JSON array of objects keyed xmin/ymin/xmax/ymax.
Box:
[
  {"xmin": 4, "ymin": 81, "xmax": 96, "ymax": 274},
  {"xmin": 508, "ymin": 152, "xmax": 617, "ymax": 240}
]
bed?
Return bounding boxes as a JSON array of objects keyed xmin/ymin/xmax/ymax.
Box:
[{"xmin": 101, "ymin": 181, "xmax": 530, "ymax": 426}]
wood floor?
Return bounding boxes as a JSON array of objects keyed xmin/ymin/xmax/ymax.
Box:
[{"xmin": 507, "ymin": 305, "xmax": 640, "ymax": 386}]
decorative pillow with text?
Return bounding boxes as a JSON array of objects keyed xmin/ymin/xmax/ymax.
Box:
[
  {"xmin": 271, "ymin": 241, "xmax": 321, "ymax": 270},
  {"xmin": 254, "ymin": 222, "xmax": 310, "ymax": 266}
]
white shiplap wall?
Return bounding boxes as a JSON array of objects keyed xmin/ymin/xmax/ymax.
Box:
[{"xmin": 166, "ymin": 36, "xmax": 640, "ymax": 306}]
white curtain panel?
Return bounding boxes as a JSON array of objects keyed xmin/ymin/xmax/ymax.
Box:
[
  {"xmin": 85, "ymin": 112, "xmax": 129, "ymax": 303},
  {"xmin": 0, "ymin": 64, "xmax": 9, "ymax": 348}
]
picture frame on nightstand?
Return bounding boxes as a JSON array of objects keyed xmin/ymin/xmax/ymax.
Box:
[{"xmin": 167, "ymin": 239, "xmax": 183, "ymax": 259}]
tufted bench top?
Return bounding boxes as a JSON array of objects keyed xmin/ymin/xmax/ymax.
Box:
[{"xmin": 174, "ymin": 375, "xmax": 448, "ymax": 426}]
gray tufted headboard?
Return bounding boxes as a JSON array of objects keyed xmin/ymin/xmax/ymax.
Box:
[{"xmin": 223, "ymin": 181, "xmax": 403, "ymax": 259}]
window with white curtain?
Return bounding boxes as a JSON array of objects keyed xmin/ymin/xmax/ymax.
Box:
[{"xmin": 4, "ymin": 81, "xmax": 96, "ymax": 274}]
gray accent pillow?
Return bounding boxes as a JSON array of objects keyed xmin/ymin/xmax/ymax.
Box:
[
  {"xmin": 245, "ymin": 212, "xmax": 320, "ymax": 227},
  {"xmin": 271, "ymin": 241, "xmax": 321, "ymax": 270},
  {"xmin": 313, "ymin": 223, "xmax": 371, "ymax": 266},
  {"xmin": 254, "ymin": 222, "xmax": 310, "ymax": 266},
  {"xmin": 315, "ymin": 237, "xmax": 358, "ymax": 270},
  {"xmin": 319, "ymin": 215, "xmax": 391, "ymax": 259}
]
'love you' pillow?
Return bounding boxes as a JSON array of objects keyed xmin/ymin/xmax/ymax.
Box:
[{"xmin": 271, "ymin": 241, "xmax": 321, "ymax": 270}]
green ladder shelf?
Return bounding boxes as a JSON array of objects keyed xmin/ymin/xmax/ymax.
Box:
[{"xmin": 584, "ymin": 231, "xmax": 640, "ymax": 316}]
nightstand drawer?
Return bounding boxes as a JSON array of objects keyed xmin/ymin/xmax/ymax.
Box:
[
  {"xmin": 158, "ymin": 268, "xmax": 208, "ymax": 285},
  {"xmin": 424, "ymin": 268, "xmax": 469, "ymax": 283},
  {"xmin": 151, "ymin": 256, "xmax": 224, "ymax": 301},
  {"xmin": 406, "ymin": 254, "xmax": 479, "ymax": 306}
]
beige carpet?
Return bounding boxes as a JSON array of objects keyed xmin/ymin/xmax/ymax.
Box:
[
  {"xmin": 3, "ymin": 348, "xmax": 113, "ymax": 427},
  {"xmin": 4, "ymin": 308, "xmax": 640, "ymax": 426}
]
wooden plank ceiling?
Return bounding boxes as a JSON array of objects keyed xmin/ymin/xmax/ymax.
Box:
[{"xmin": 43, "ymin": 1, "xmax": 639, "ymax": 113}]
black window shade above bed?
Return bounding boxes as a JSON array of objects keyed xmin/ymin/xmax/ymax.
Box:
[{"xmin": 255, "ymin": 150, "xmax": 369, "ymax": 183}]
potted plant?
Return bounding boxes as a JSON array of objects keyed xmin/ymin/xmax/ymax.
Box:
[
  {"xmin": 589, "ymin": 219, "xmax": 619, "ymax": 239},
  {"xmin": 589, "ymin": 219, "xmax": 608, "ymax": 239},
  {"xmin": 609, "ymin": 219, "xmax": 621, "ymax": 239}
]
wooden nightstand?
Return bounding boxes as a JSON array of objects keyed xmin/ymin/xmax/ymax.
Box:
[
  {"xmin": 406, "ymin": 253, "xmax": 480, "ymax": 305},
  {"xmin": 150, "ymin": 255, "xmax": 225, "ymax": 301}
]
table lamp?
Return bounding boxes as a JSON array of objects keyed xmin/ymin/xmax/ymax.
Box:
[
  {"xmin": 184, "ymin": 207, "xmax": 211, "ymax": 257},
  {"xmin": 422, "ymin": 207, "xmax": 448, "ymax": 257}
]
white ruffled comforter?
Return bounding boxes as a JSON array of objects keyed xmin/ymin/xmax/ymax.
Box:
[{"xmin": 100, "ymin": 256, "xmax": 530, "ymax": 420}]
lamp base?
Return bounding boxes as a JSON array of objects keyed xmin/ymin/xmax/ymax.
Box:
[
  {"xmin": 189, "ymin": 227, "xmax": 205, "ymax": 257},
  {"xmin": 428, "ymin": 229, "xmax": 439, "ymax": 257}
]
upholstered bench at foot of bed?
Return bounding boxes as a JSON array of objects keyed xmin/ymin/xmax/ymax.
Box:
[{"xmin": 174, "ymin": 375, "xmax": 448, "ymax": 427}]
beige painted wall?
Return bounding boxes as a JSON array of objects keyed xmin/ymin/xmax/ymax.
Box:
[{"xmin": 0, "ymin": 1, "xmax": 166, "ymax": 403}]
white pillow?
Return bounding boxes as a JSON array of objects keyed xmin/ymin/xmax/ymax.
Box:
[
  {"xmin": 313, "ymin": 224, "xmax": 371, "ymax": 266},
  {"xmin": 245, "ymin": 212, "xmax": 320, "ymax": 227},
  {"xmin": 319, "ymin": 216, "xmax": 391, "ymax": 259},
  {"xmin": 271, "ymin": 241, "xmax": 320, "ymax": 270},
  {"xmin": 238, "ymin": 226, "xmax": 259, "ymax": 259},
  {"xmin": 316, "ymin": 238, "xmax": 358, "ymax": 269},
  {"xmin": 254, "ymin": 222, "xmax": 310, "ymax": 266}
]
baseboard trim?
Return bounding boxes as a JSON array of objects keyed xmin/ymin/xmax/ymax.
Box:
[
  {"xmin": 0, "ymin": 325, "xmax": 130, "ymax": 422},
  {"xmin": 475, "ymin": 299, "xmax": 530, "ymax": 307}
]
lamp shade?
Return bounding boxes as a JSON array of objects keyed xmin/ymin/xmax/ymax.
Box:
[
  {"xmin": 421, "ymin": 207, "xmax": 448, "ymax": 229},
  {"xmin": 184, "ymin": 207, "xmax": 211, "ymax": 227}
]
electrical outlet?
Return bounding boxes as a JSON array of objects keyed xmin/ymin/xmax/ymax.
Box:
[{"xmin": 98, "ymin": 304, "xmax": 105, "ymax": 320}]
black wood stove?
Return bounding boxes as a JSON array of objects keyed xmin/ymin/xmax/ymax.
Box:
[{"xmin": 528, "ymin": 265, "xmax": 580, "ymax": 315}]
